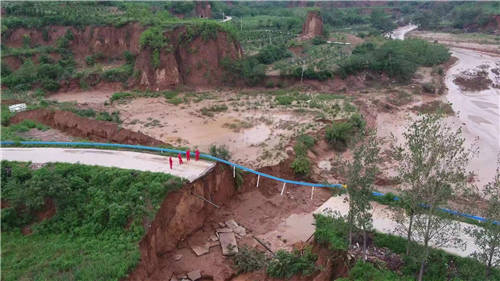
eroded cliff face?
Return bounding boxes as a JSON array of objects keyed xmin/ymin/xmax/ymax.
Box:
[
  {"xmin": 135, "ymin": 28, "xmax": 242, "ymax": 90},
  {"xmin": 3, "ymin": 23, "xmax": 242, "ymax": 90},
  {"xmin": 302, "ymin": 11, "xmax": 323, "ymax": 39},
  {"xmin": 128, "ymin": 164, "xmax": 236, "ymax": 280}
]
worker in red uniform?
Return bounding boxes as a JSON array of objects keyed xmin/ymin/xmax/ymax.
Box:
[
  {"xmin": 178, "ymin": 153, "xmax": 183, "ymax": 165},
  {"xmin": 169, "ymin": 157, "xmax": 173, "ymax": 169},
  {"xmin": 186, "ymin": 149, "xmax": 191, "ymax": 162},
  {"xmin": 195, "ymin": 149, "xmax": 200, "ymax": 161}
]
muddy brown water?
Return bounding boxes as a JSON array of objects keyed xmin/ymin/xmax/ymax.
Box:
[{"xmin": 445, "ymin": 48, "xmax": 500, "ymax": 188}]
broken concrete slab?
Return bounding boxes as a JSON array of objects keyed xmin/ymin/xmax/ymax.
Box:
[
  {"xmin": 191, "ymin": 243, "xmax": 210, "ymax": 256},
  {"xmin": 216, "ymin": 227, "xmax": 233, "ymax": 233},
  {"xmin": 174, "ymin": 254, "xmax": 183, "ymax": 261},
  {"xmin": 218, "ymin": 222, "xmax": 226, "ymax": 228},
  {"xmin": 209, "ymin": 234, "xmax": 218, "ymax": 241},
  {"xmin": 219, "ymin": 231, "xmax": 238, "ymax": 256},
  {"xmin": 187, "ymin": 270, "xmax": 202, "ymax": 281},
  {"xmin": 234, "ymin": 225, "xmax": 246, "ymax": 237}
]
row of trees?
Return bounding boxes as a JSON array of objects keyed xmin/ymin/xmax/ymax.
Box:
[{"xmin": 340, "ymin": 114, "xmax": 499, "ymax": 280}]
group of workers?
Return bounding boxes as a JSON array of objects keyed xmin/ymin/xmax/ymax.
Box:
[{"xmin": 169, "ymin": 149, "xmax": 200, "ymax": 169}]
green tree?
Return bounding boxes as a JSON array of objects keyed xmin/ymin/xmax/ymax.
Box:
[
  {"xmin": 370, "ymin": 9, "xmax": 396, "ymax": 33},
  {"xmin": 343, "ymin": 132, "xmax": 380, "ymax": 261},
  {"xmin": 466, "ymin": 164, "xmax": 500, "ymax": 279},
  {"xmin": 392, "ymin": 114, "xmax": 474, "ymax": 281}
]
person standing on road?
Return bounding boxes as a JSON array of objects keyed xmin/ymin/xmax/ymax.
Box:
[
  {"xmin": 169, "ymin": 156, "xmax": 173, "ymax": 169},
  {"xmin": 195, "ymin": 149, "xmax": 200, "ymax": 161},
  {"xmin": 178, "ymin": 153, "xmax": 183, "ymax": 165},
  {"xmin": 186, "ymin": 149, "xmax": 191, "ymax": 162}
]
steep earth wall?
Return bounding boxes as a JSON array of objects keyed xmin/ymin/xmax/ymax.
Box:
[
  {"xmin": 10, "ymin": 109, "xmax": 165, "ymax": 146},
  {"xmin": 128, "ymin": 163, "xmax": 236, "ymax": 280},
  {"xmin": 3, "ymin": 23, "xmax": 242, "ymax": 90},
  {"xmin": 135, "ymin": 28, "xmax": 242, "ymax": 90},
  {"xmin": 302, "ymin": 11, "xmax": 323, "ymax": 39}
]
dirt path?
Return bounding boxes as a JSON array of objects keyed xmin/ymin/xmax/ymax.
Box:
[{"xmin": 1, "ymin": 147, "xmax": 215, "ymax": 182}]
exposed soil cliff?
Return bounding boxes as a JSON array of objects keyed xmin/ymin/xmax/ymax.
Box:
[
  {"xmin": 10, "ymin": 109, "xmax": 164, "ymax": 146},
  {"xmin": 3, "ymin": 23, "xmax": 242, "ymax": 90},
  {"xmin": 135, "ymin": 28, "xmax": 242, "ymax": 90},
  {"xmin": 301, "ymin": 11, "xmax": 323, "ymax": 39},
  {"xmin": 128, "ymin": 163, "xmax": 237, "ymax": 280}
]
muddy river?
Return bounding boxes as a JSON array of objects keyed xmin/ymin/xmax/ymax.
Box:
[{"xmin": 445, "ymin": 48, "xmax": 500, "ymax": 187}]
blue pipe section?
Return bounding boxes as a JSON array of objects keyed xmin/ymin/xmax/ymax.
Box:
[{"xmin": 1, "ymin": 141, "xmax": 496, "ymax": 225}]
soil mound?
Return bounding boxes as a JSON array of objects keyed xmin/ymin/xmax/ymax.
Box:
[{"xmin": 10, "ymin": 109, "xmax": 165, "ymax": 146}]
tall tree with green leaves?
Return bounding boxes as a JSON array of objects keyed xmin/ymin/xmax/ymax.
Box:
[
  {"xmin": 392, "ymin": 114, "xmax": 474, "ymax": 281},
  {"xmin": 343, "ymin": 132, "xmax": 380, "ymax": 261},
  {"xmin": 466, "ymin": 163, "xmax": 500, "ymax": 279}
]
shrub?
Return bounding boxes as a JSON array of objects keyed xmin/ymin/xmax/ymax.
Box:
[
  {"xmin": 276, "ymin": 95, "xmax": 294, "ymax": 105},
  {"xmin": 312, "ymin": 36, "xmax": 326, "ymax": 45},
  {"xmin": 256, "ymin": 44, "xmax": 291, "ymax": 64},
  {"xmin": 221, "ymin": 57, "xmax": 266, "ymax": 86},
  {"xmin": 297, "ymin": 134, "xmax": 315, "ymax": 149},
  {"xmin": 209, "ymin": 144, "xmax": 231, "ymax": 160},
  {"xmin": 85, "ymin": 55, "xmax": 96, "ymax": 66},
  {"xmin": 266, "ymin": 247, "xmax": 318, "ymax": 279},
  {"xmin": 102, "ymin": 64, "xmax": 133, "ymax": 82},
  {"xmin": 291, "ymin": 156, "xmax": 310, "ymax": 176},
  {"xmin": 110, "ymin": 92, "xmax": 133, "ymax": 103},
  {"xmin": 349, "ymin": 113, "xmax": 366, "ymax": 131},
  {"xmin": 232, "ymin": 246, "xmax": 268, "ymax": 274},
  {"xmin": 422, "ymin": 83, "xmax": 436, "ymax": 94},
  {"xmin": 41, "ymin": 79, "xmax": 60, "ymax": 92},
  {"xmin": 325, "ymin": 121, "xmax": 353, "ymax": 150},
  {"xmin": 139, "ymin": 27, "xmax": 167, "ymax": 50},
  {"xmin": 314, "ymin": 214, "xmax": 349, "ymax": 251}
]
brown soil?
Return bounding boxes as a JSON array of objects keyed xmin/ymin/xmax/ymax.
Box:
[
  {"xmin": 18, "ymin": 128, "xmax": 75, "ymax": 142},
  {"xmin": 128, "ymin": 153, "xmax": 340, "ymax": 281},
  {"xmin": 10, "ymin": 109, "xmax": 165, "ymax": 146}
]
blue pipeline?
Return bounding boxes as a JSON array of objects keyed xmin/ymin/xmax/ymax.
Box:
[{"xmin": 1, "ymin": 141, "xmax": 496, "ymax": 225}]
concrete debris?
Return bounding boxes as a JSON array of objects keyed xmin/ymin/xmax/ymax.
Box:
[
  {"xmin": 225, "ymin": 219, "xmax": 239, "ymax": 229},
  {"xmin": 170, "ymin": 277, "xmax": 178, "ymax": 281},
  {"xmin": 187, "ymin": 270, "xmax": 202, "ymax": 281},
  {"xmin": 174, "ymin": 254, "xmax": 183, "ymax": 261},
  {"xmin": 218, "ymin": 231, "xmax": 238, "ymax": 256},
  {"xmin": 218, "ymin": 222, "xmax": 226, "ymax": 228},
  {"xmin": 234, "ymin": 225, "xmax": 246, "ymax": 237},
  {"xmin": 225, "ymin": 219, "xmax": 246, "ymax": 237},
  {"xmin": 191, "ymin": 243, "xmax": 210, "ymax": 256},
  {"xmin": 216, "ymin": 227, "xmax": 233, "ymax": 233},
  {"xmin": 209, "ymin": 234, "xmax": 218, "ymax": 241}
]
